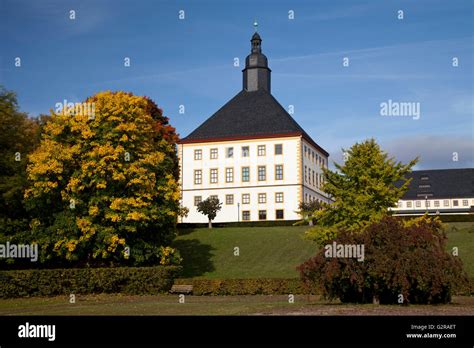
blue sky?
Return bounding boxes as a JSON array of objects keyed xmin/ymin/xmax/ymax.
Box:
[{"xmin": 1, "ymin": 0, "xmax": 473, "ymax": 169}]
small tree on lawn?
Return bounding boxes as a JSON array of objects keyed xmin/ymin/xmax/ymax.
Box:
[
  {"xmin": 197, "ymin": 197, "xmax": 222, "ymax": 229},
  {"xmin": 307, "ymin": 138, "xmax": 418, "ymax": 245},
  {"xmin": 295, "ymin": 200, "xmax": 323, "ymax": 226}
]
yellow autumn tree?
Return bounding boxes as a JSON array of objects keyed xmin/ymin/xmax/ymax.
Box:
[{"xmin": 25, "ymin": 91, "xmax": 181, "ymax": 266}]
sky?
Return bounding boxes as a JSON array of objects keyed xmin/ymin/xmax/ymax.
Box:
[{"xmin": 1, "ymin": 0, "xmax": 473, "ymax": 170}]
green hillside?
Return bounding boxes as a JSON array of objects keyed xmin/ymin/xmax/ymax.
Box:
[{"xmin": 174, "ymin": 222, "xmax": 474, "ymax": 279}]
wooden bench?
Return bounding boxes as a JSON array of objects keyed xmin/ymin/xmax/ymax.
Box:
[{"xmin": 170, "ymin": 284, "xmax": 193, "ymax": 294}]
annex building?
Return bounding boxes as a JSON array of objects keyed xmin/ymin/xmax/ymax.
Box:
[{"xmin": 392, "ymin": 168, "xmax": 474, "ymax": 215}]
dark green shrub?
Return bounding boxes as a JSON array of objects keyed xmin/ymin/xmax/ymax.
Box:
[
  {"xmin": 174, "ymin": 278, "xmax": 309, "ymax": 295},
  {"xmin": 0, "ymin": 266, "xmax": 181, "ymax": 298},
  {"xmin": 395, "ymin": 214, "xmax": 474, "ymax": 223},
  {"xmin": 298, "ymin": 216, "xmax": 469, "ymax": 304},
  {"xmin": 177, "ymin": 220, "xmax": 298, "ymax": 230}
]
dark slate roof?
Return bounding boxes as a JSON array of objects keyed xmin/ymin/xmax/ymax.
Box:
[
  {"xmin": 401, "ymin": 168, "xmax": 474, "ymax": 200},
  {"xmin": 179, "ymin": 89, "xmax": 329, "ymax": 156}
]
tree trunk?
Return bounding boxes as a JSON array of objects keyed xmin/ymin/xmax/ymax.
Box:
[{"xmin": 208, "ymin": 220, "xmax": 212, "ymax": 229}]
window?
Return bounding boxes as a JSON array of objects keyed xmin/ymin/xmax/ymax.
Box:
[
  {"xmin": 304, "ymin": 166, "xmax": 307, "ymax": 182},
  {"xmin": 275, "ymin": 209, "xmax": 284, "ymax": 220},
  {"xmin": 453, "ymin": 200, "xmax": 459, "ymax": 207},
  {"xmin": 398, "ymin": 201, "xmax": 403, "ymax": 208},
  {"xmin": 210, "ymin": 148, "xmax": 218, "ymax": 159},
  {"xmin": 312, "ymin": 170, "xmax": 315, "ymax": 186},
  {"xmin": 226, "ymin": 147, "xmax": 234, "ymax": 158},
  {"xmin": 463, "ymin": 200, "xmax": 469, "ymax": 206},
  {"xmin": 242, "ymin": 194, "xmax": 250, "ymax": 204},
  {"xmin": 275, "ymin": 144, "xmax": 283, "ymax": 155},
  {"xmin": 434, "ymin": 201, "xmax": 440, "ymax": 207},
  {"xmin": 258, "ymin": 166, "xmax": 266, "ymax": 181},
  {"xmin": 194, "ymin": 196, "xmax": 202, "ymax": 206},
  {"xmin": 258, "ymin": 145, "xmax": 266, "ymax": 156},
  {"xmin": 194, "ymin": 170, "xmax": 202, "ymax": 185},
  {"xmin": 407, "ymin": 201, "xmax": 412, "ymax": 208},
  {"xmin": 194, "ymin": 149, "xmax": 202, "ymax": 160},
  {"xmin": 305, "ymin": 193, "xmax": 308, "ymax": 202},
  {"xmin": 210, "ymin": 195, "xmax": 218, "ymax": 200},
  {"xmin": 275, "ymin": 165, "xmax": 283, "ymax": 180},
  {"xmin": 210, "ymin": 169, "xmax": 218, "ymax": 183},
  {"xmin": 275, "ymin": 192, "xmax": 284, "ymax": 203},
  {"xmin": 304, "ymin": 145, "xmax": 307, "ymax": 157},
  {"xmin": 444, "ymin": 200, "xmax": 449, "ymax": 207},
  {"xmin": 242, "ymin": 146, "xmax": 250, "ymax": 157},
  {"xmin": 416, "ymin": 201, "xmax": 421, "ymax": 208},
  {"xmin": 426, "ymin": 200, "xmax": 430, "ymax": 207},
  {"xmin": 259, "ymin": 210, "xmax": 267, "ymax": 220},
  {"xmin": 225, "ymin": 194, "xmax": 234, "ymax": 205},
  {"xmin": 242, "ymin": 167, "xmax": 250, "ymax": 182},
  {"xmin": 419, "ymin": 184, "xmax": 431, "ymax": 188},
  {"xmin": 226, "ymin": 168, "xmax": 234, "ymax": 183},
  {"xmin": 420, "ymin": 176, "xmax": 429, "ymax": 180},
  {"xmin": 242, "ymin": 211, "xmax": 250, "ymax": 221},
  {"xmin": 258, "ymin": 193, "xmax": 266, "ymax": 204}
]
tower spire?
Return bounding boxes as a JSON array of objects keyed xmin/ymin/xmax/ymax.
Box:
[{"xmin": 242, "ymin": 28, "xmax": 271, "ymax": 92}]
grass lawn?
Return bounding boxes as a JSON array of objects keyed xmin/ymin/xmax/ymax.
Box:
[
  {"xmin": 0, "ymin": 222, "xmax": 471, "ymax": 316},
  {"xmin": 174, "ymin": 222, "xmax": 474, "ymax": 279},
  {"xmin": 445, "ymin": 222, "xmax": 474, "ymax": 277},
  {"xmin": 173, "ymin": 225, "xmax": 316, "ymax": 279},
  {"xmin": 1, "ymin": 294, "xmax": 473, "ymax": 316}
]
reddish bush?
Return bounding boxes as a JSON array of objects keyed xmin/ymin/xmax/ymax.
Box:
[{"xmin": 298, "ymin": 216, "xmax": 468, "ymax": 304}]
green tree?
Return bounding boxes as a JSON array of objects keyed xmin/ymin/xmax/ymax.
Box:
[
  {"xmin": 295, "ymin": 200, "xmax": 323, "ymax": 226},
  {"xmin": 307, "ymin": 139, "xmax": 417, "ymax": 244},
  {"xmin": 24, "ymin": 91, "xmax": 180, "ymax": 266},
  {"xmin": 0, "ymin": 87, "xmax": 40, "ymax": 224},
  {"xmin": 197, "ymin": 197, "xmax": 222, "ymax": 229}
]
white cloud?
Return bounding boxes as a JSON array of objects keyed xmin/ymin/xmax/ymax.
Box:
[{"xmin": 383, "ymin": 135, "xmax": 474, "ymax": 169}]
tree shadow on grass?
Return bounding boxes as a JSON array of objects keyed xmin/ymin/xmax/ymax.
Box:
[{"xmin": 172, "ymin": 239, "xmax": 215, "ymax": 278}]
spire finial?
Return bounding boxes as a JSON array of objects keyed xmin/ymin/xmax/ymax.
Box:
[{"xmin": 253, "ymin": 21, "xmax": 258, "ymax": 32}]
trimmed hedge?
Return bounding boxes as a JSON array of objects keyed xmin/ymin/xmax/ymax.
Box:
[
  {"xmin": 173, "ymin": 277, "xmax": 474, "ymax": 297},
  {"xmin": 0, "ymin": 266, "xmax": 182, "ymax": 298},
  {"xmin": 178, "ymin": 220, "xmax": 299, "ymax": 229},
  {"xmin": 174, "ymin": 278, "xmax": 310, "ymax": 295},
  {"xmin": 395, "ymin": 214, "xmax": 474, "ymax": 223},
  {"xmin": 436, "ymin": 214, "xmax": 474, "ymax": 223}
]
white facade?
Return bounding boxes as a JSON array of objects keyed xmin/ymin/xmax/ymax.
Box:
[
  {"xmin": 178, "ymin": 135, "xmax": 330, "ymax": 223},
  {"xmin": 391, "ymin": 197, "xmax": 474, "ymax": 215}
]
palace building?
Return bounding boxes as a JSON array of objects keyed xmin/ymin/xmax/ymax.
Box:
[{"xmin": 177, "ymin": 31, "xmax": 330, "ymax": 223}]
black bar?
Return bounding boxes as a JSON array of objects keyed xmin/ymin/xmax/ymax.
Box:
[{"xmin": 0, "ymin": 315, "xmax": 473, "ymax": 346}]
